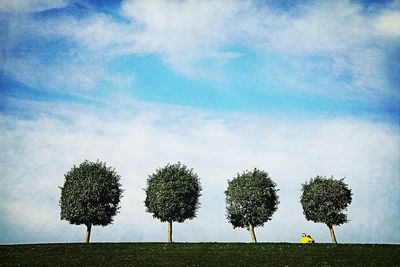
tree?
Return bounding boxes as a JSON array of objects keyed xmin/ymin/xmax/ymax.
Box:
[
  {"xmin": 144, "ymin": 162, "xmax": 202, "ymax": 243},
  {"xmin": 59, "ymin": 160, "xmax": 123, "ymax": 243},
  {"xmin": 225, "ymin": 168, "xmax": 279, "ymax": 243},
  {"xmin": 300, "ymin": 175, "xmax": 352, "ymax": 244}
]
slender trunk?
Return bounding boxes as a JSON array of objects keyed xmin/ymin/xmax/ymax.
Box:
[
  {"xmin": 84, "ymin": 223, "xmax": 92, "ymax": 243},
  {"xmin": 167, "ymin": 221, "xmax": 173, "ymax": 243},
  {"xmin": 328, "ymin": 224, "xmax": 337, "ymax": 244},
  {"xmin": 249, "ymin": 224, "xmax": 257, "ymax": 243}
]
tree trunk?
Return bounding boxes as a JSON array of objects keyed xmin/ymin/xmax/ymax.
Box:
[
  {"xmin": 328, "ymin": 224, "xmax": 337, "ymax": 244},
  {"xmin": 249, "ymin": 224, "xmax": 257, "ymax": 243},
  {"xmin": 167, "ymin": 221, "xmax": 173, "ymax": 243},
  {"xmin": 84, "ymin": 223, "xmax": 92, "ymax": 243}
]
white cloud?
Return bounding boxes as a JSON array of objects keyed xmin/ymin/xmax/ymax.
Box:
[
  {"xmin": 1, "ymin": 0, "xmax": 399, "ymax": 98},
  {"xmin": 54, "ymin": 15, "xmax": 131, "ymax": 50},
  {"xmin": 4, "ymin": 55, "xmax": 105, "ymax": 92},
  {"xmin": 0, "ymin": 0, "xmax": 68, "ymax": 13},
  {"xmin": 375, "ymin": 11, "xmax": 400, "ymax": 37},
  {"xmin": 119, "ymin": 0, "xmax": 256, "ymax": 77},
  {"xmin": 0, "ymin": 100, "xmax": 399, "ymax": 243},
  {"xmin": 257, "ymin": 1, "xmax": 369, "ymax": 54},
  {"xmin": 0, "ymin": 14, "xmax": 135, "ymax": 97},
  {"xmin": 251, "ymin": 1, "xmax": 398, "ymax": 97},
  {"xmin": 116, "ymin": 0, "xmax": 399, "ymax": 95}
]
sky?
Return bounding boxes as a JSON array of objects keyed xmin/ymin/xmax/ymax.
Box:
[{"xmin": 0, "ymin": 0, "xmax": 399, "ymax": 244}]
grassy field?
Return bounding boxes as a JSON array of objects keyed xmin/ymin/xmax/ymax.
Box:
[{"xmin": 0, "ymin": 243, "xmax": 398, "ymax": 266}]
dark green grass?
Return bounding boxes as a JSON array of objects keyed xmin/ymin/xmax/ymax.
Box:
[{"xmin": 0, "ymin": 243, "xmax": 399, "ymax": 266}]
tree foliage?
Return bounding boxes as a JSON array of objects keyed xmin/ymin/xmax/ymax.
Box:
[
  {"xmin": 60, "ymin": 160, "xmax": 123, "ymax": 227},
  {"xmin": 300, "ymin": 175, "xmax": 352, "ymax": 226},
  {"xmin": 144, "ymin": 162, "xmax": 202, "ymax": 223},
  {"xmin": 225, "ymin": 168, "xmax": 279, "ymax": 229}
]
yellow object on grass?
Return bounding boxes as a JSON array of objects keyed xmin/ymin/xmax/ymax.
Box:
[{"xmin": 300, "ymin": 236, "xmax": 314, "ymax": 244}]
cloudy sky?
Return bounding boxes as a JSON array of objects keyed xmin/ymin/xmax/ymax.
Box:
[{"xmin": 0, "ymin": 0, "xmax": 399, "ymax": 244}]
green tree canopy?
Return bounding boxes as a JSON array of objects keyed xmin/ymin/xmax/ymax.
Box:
[
  {"xmin": 300, "ymin": 175, "xmax": 352, "ymax": 244},
  {"xmin": 144, "ymin": 162, "xmax": 202, "ymax": 242},
  {"xmin": 225, "ymin": 168, "xmax": 279, "ymax": 243},
  {"xmin": 59, "ymin": 160, "xmax": 123, "ymax": 243}
]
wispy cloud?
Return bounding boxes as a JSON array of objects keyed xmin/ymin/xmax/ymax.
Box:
[
  {"xmin": 375, "ymin": 10, "xmax": 400, "ymax": 36},
  {"xmin": 0, "ymin": 0, "xmax": 69, "ymax": 13},
  {"xmin": 252, "ymin": 1, "xmax": 399, "ymax": 97},
  {"xmin": 1, "ymin": 0, "xmax": 398, "ymax": 100},
  {"xmin": 1, "ymin": 100, "xmax": 399, "ymax": 243},
  {"xmin": 119, "ymin": 0, "xmax": 254, "ymax": 76}
]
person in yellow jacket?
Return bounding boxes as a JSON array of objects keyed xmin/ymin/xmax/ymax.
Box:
[{"xmin": 300, "ymin": 233, "xmax": 315, "ymax": 243}]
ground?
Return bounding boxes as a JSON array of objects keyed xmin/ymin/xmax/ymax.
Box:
[{"xmin": 0, "ymin": 243, "xmax": 398, "ymax": 266}]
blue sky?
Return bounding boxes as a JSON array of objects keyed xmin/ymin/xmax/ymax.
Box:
[
  {"xmin": 0, "ymin": 0, "xmax": 399, "ymax": 244},
  {"xmin": 1, "ymin": 0, "xmax": 399, "ymax": 119}
]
